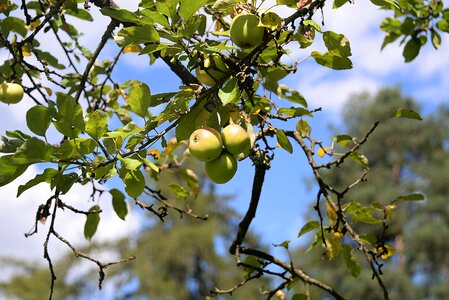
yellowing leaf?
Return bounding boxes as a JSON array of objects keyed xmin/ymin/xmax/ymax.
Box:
[
  {"xmin": 123, "ymin": 44, "xmax": 142, "ymax": 53},
  {"xmin": 148, "ymin": 149, "xmax": 160, "ymax": 159},
  {"xmin": 21, "ymin": 45, "xmax": 31, "ymax": 56},
  {"xmin": 326, "ymin": 201, "xmax": 338, "ymax": 222},
  {"xmin": 317, "ymin": 148, "xmax": 325, "ymax": 158}
]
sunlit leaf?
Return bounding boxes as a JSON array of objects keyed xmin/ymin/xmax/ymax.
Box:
[
  {"xmin": 392, "ymin": 193, "xmax": 425, "ymax": 203},
  {"xmin": 128, "ymin": 82, "xmax": 152, "ymax": 118},
  {"xmin": 296, "ymin": 119, "xmax": 311, "ymax": 137},
  {"xmin": 52, "ymin": 172, "xmax": 79, "ymax": 194},
  {"xmin": 297, "ymin": 220, "xmax": 320, "ymax": 238},
  {"xmin": 218, "ymin": 77, "xmax": 239, "ymax": 105},
  {"xmin": 110, "ymin": 188, "xmax": 128, "ymax": 220},
  {"xmin": 53, "ymin": 93, "xmax": 85, "ymax": 138},
  {"xmin": 84, "ymin": 205, "xmax": 101, "ymax": 241},
  {"xmin": 276, "ymin": 129, "xmax": 293, "ymax": 153},
  {"xmin": 119, "ymin": 168, "xmax": 145, "ymax": 198},
  {"xmin": 17, "ymin": 168, "xmax": 58, "ymax": 197},
  {"xmin": 178, "ymin": 0, "xmax": 209, "ymax": 20},
  {"xmin": 342, "ymin": 244, "xmax": 361, "ymax": 277},
  {"xmin": 390, "ymin": 108, "xmax": 422, "ymax": 120},
  {"xmin": 85, "ymin": 110, "xmax": 109, "ymax": 140}
]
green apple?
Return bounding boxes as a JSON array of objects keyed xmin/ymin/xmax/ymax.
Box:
[
  {"xmin": 0, "ymin": 83, "xmax": 24, "ymax": 104},
  {"xmin": 204, "ymin": 151, "xmax": 237, "ymax": 184},
  {"xmin": 221, "ymin": 124, "xmax": 251, "ymax": 157},
  {"xmin": 195, "ymin": 53, "xmax": 229, "ymax": 86},
  {"xmin": 230, "ymin": 13, "xmax": 264, "ymax": 49},
  {"xmin": 188, "ymin": 127, "xmax": 223, "ymax": 162}
]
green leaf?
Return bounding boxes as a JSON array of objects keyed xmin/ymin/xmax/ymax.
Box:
[
  {"xmin": 437, "ymin": 19, "xmax": 449, "ymax": 33},
  {"xmin": 393, "ymin": 193, "xmax": 425, "ymax": 203},
  {"xmin": 0, "ymin": 136, "xmax": 23, "ymax": 153},
  {"xmin": 168, "ymin": 183, "xmax": 190, "ymax": 199},
  {"xmin": 311, "ymin": 51, "xmax": 353, "ymax": 70},
  {"xmin": 85, "ymin": 110, "xmax": 109, "ymax": 140},
  {"xmin": 11, "ymin": 137, "xmax": 54, "ymax": 165},
  {"xmin": 84, "ymin": 205, "xmax": 101, "ymax": 241},
  {"xmin": 333, "ymin": 0, "xmax": 349, "ymax": 8},
  {"xmin": 100, "ymin": 7, "xmax": 141, "ymax": 23},
  {"xmin": 276, "ymin": 129, "xmax": 293, "ymax": 153},
  {"xmin": 349, "ymin": 151, "xmax": 369, "ymax": 169},
  {"xmin": 58, "ymin": 138, "xmax": 96, "ymax": 159},
  {"xmin": 431, "ymin": 29, "xmax": 441, "ymax": 49},
  {"xmin": 278, "ymin": 107, "xmax": 312, "ymax": 117},
  {"xmin": 323, "ymin": 31, "xmax": 351, "ymax": 57},
  {"xmin": 277, "ymin": 85, "xmax": 308, "ymax": 107},
  {"xmin": 110, "ymin": 189, "xmax": 128, "ymax": 220},
  {"xmin": 342, "ymin": 244, "xmax": 361, "ymax": 277},
  {"xmin": 142, "ymin": 157, "xmax": 160, "ymax": 173},
  {"xmin": 218, "ymin": 77, "xmax": 239, "ymax": 105},
  {"xmin": 292, "ymin": 294, "xmax": 308, "ymax": 300},
  {"xmin": 296, "ymin": 119, "xmax": 311, "ymax": 137},
  {"xmin": 370, "ymin": 0, "xmax": 400, "ymax": 9},
  {"xmin": 156, "ymin": 0, "xmax": 180, "ymax": 20},
  {"xmin": 65, "ymin": 9, "xmax": 93, "ymax": 21},
  {"xmin": 118, "ymin": 155, "xmax": 143, "ymax": 171},
  {"xmin": 391, "ymin": 108, "xmax": 422, "ymax": 120},
  {"xmin": 51, "ymin": 172, "xmax": 79, "ymax": 194},
  {"xmin": 0, "ymin": 17, "xmax": 27, "ymax": 37},
  {"xmin": 175, "ymin": 104, "xmax": 206, "ymax": 141},
  {"xmin": 178, "ymin": 0, "xmax": 209, "ymax": 20},
  {"xmin": 119, "ymin": 168, "xmax": 145, "ymax": 199},
  {"xmin": 117, "ymin": 25, "xmax": 160, "ymax": 46},
  {"xmin": 297, "ymin": 220, "xmax": 320, "ymax": 238},
  {"xmin": 0, "ymin": 155, "xmax": 28, "ymax": 187},
  {"xmin": 303, "ymin": 19, "xmax": 322, "ymax": 32},
  {"xmin": 260, "ymin": 11, "xmax": 282, "ymax": 30},
  {"xmin": 94, "ymin": 163, "xmax": 116, "ymax": 180},
  {"xmin": 128, "ymin": 82, "xmax": 152, "ymax": 118},
  {"xmin": 34, "ymin": 50, "xmax": 65, "ymax": 69},
  {"xmin": 273, "ymin": 240, "xmax": 290, "ymax": 249},
  {"xmin": 17, "ymin": 168, "xmax": 58, "ymax": 197},
  {"xmin": 335, "ymin": 134, "xmax": 354, "ymax": 147},
  {"xmin": 53, "ymin": 93, "xmax": 85, "ymax": 138},
  {"xmin": 276, "ymin": 0, "xmax": 297, "ymax": 6},
  {"xmin": 26, "ymin": 105, "xmax": 53, "ymax": 136},
  {"xmin": 6, "ymin": 130, "xmax": 30, "ymax": 141},
  {"xmin": 403, "ymin": 38, "xmax": 420, "ymax": 62}
]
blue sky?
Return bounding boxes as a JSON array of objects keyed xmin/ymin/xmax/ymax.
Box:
[{"xmin": 0, "ymin": 0, "xmax": 448, "ymax": 285}]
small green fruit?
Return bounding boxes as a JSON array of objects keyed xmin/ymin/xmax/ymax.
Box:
[
  {"xmin": 189, "ymin": 127, "xmax": 223, "ymax": 162},
  {"xmin": 221, "ymin": 124, "xmax": 251, "ymax": 157},
  {"xmin": 0, "ymin": 83, "xmax": 24, "ymax": 104},
  {"xmin": 230, "ymin": 13, "xmax": 264, "ymax": 49},
  {"xmin": 205, "ymin": 151, "xmax": 238, "ymax": 184},
  {"xmin": 195, "ymin": 53, "xmax": 229, "ymax": 86}
]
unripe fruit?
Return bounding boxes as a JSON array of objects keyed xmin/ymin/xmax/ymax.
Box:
[
  {"xmin": 230, "ymin": 13, "xmax": 264, "ymax": 49},
  {"xmin": 205, "ymin": 151, "xmax": 237, "ymax": 184},
  {"xmin": 188, "ymin": 127, "xmax": 223, "ymax": 162},
  {"xmin": 195, "ymin": 53, "xmax": 229, "ymax": 86},
  {"xmin": 221, "ymin": 124, "xmax": 251, "ymax": 157},
  {"xmin": 0, "ymin": 83, "xmax": 24, "ymax": 104}
]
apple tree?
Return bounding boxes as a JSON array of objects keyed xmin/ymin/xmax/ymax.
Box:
[{"xmin": 0, "ymin": 0, "xmax": 448, "ymax": 299}]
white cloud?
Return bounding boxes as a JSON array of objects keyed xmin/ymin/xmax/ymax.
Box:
[{"xmin": 0, "ymin": 165, "xmax": 141, "ymax": 262}]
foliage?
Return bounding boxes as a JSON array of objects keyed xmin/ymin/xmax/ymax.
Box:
[
  {"xmin": 292, "ymin": 88, "xmax": 449, "ymax": 299},
  {"xmin": 0, "ymin": 0, "xmax": 447, "ymax": 299},
  {"xmin": 0, "ymin": 158, "xmax": 267, "ymax": 299}
]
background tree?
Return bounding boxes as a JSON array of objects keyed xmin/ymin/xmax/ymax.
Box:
[
  {"xmin": 292, "ymin": 87, "xmax": 449, "ymax": 299},
  {"xmin": 1, "ymin": 0, "xmax": 448, "ymax": 299}
]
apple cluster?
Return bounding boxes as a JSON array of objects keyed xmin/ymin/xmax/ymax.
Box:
[
  {"xmin": 188, "ymin": 125, "xmax": 251, "ymax": 184},
  {"xmin": 195, "ymin": 13, "xmax": 265, "ymax": 87}
]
